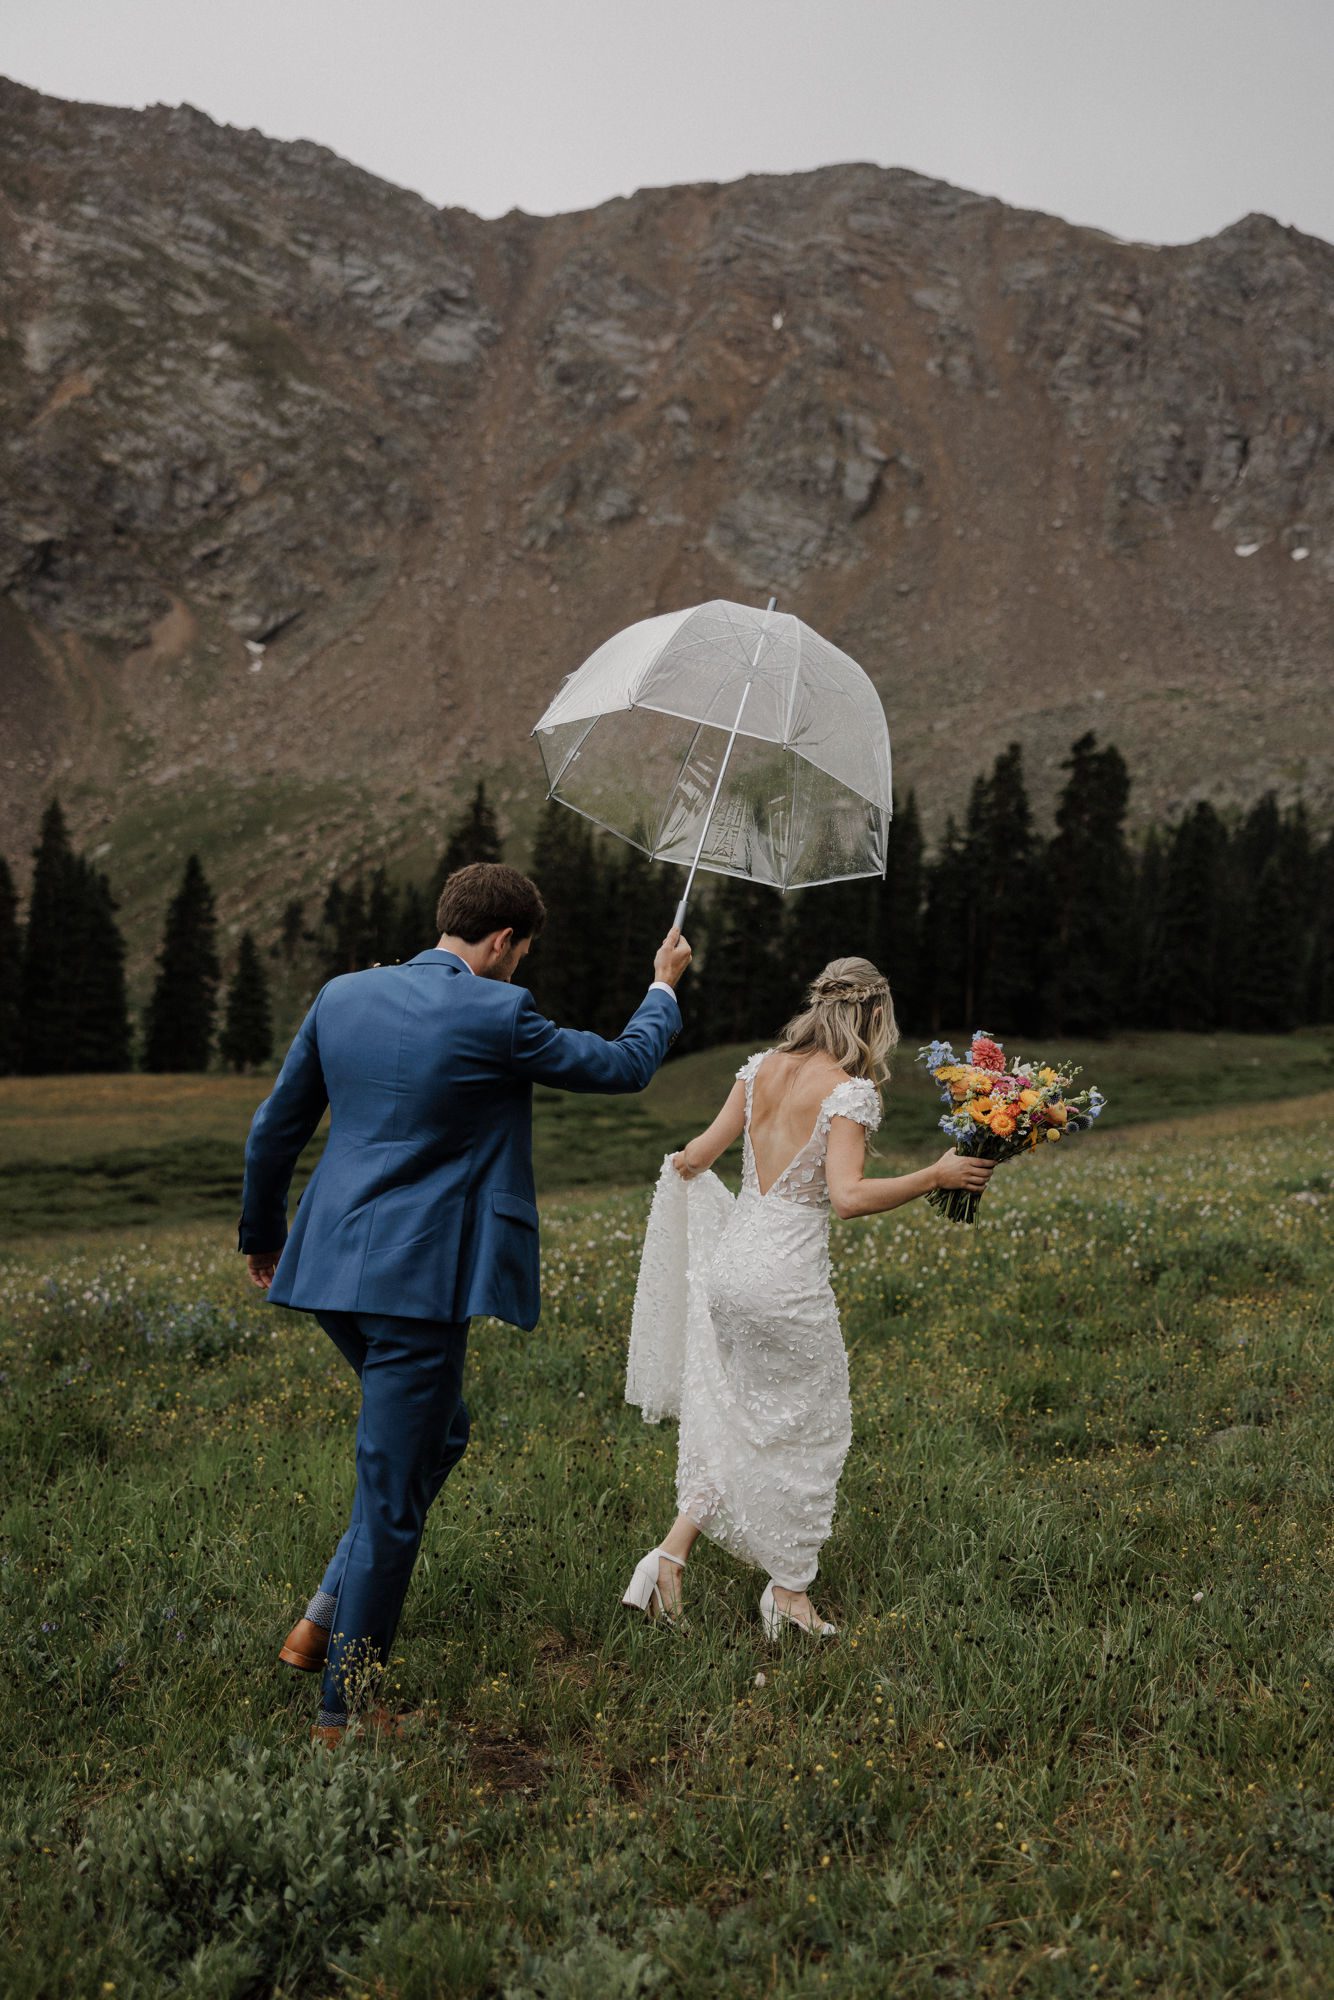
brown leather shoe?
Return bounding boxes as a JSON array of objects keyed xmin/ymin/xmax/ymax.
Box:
[
  {"xmin": 310, "ymin": 1706, "xmax": 424, "ymax": 1749},
  {"xmin": 279, "ymin": 1617, "xmax": 329, "ymax": 1672}
]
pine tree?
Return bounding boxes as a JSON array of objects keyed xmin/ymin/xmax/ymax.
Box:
[
  {"xmin": 974, "ymin": 742, "xmax": 1043, "ymax": 1035},
  {"xmin": 920, "ymin": 816, "xmax": 972, "ymax": 1032},
  {"xmin": 319, "ymin": 882, "xmax": 346, "ymax": 974},
  {"xmin": 433, "ymin": 781, "xmax": 503, "ymax": 902},
  {"xmin": 0, "ymin": 854, "xmax": 22, "ymax": 1074},
  {"xmin": 219, "ymin": 932, "xmax": 274, "ymax": 1070},
  {"xmin": 1138, "ymin": 803, "xmax": 1228, "ymax": 1029},
  {"xmin": 1046, "ymin": 733, "xmax": 1133, "ymax": 1036},
  {"xmin": 1305, "ymin": 831, "xmax": 1334, "ymax": 1025},
  {"xmin": 598, "ymin": 843, "xmax": 672, "ymax": 1034},
  {"xmin": 68, "ymin": 860, "xmax": 132, "ymax": 1072},
  {"xmin": 1233, "ymin": 799, "xmax": 1312, "ymax": 1031},
  {"xmin": 785, "ymin": 877, "xmax": 877, "ymax": 996},
  {"xmin": 143, "ymin": 855, "xmax": 222, "ymax": 1071},
  {"xmin": 322, "ymin": 878, "xmax": 369, "ymax": 979},
  {"xmin": 394, "ymin": 883, "xmax": 433, "ymax": 963},
  {"xmin": 279, "ymin": 899, "xmax": 306, "ymax": 960},
  {"xmin": 1233, "ymin": 791, "xmax": 1282, "ymax": 884},
  {"xmin": 365, "ymin": 868, "xmax": 398, "ymax": 966},
  {"xmin": 870, "ymin": 792, "xmax": 925, "ymax": 1031},
  {"xmin": 1128, "ymin": 828, "xmax": 1166, "ymax": 1027},
  {"xmin": 959, "ymin": 778, "xmax": 991, "ymax": 1028},
  {"xmin": 17, "ymin": 804, "xmax": 133, "ymax": 1074},
  {"xmin": 19, "ymin": 800, "xmax": 82, "ymax": 1074},
  {"xmin": 1234, "ymin": 854, "xmax": 1306, "ymax": 1031},
  {"xmin": 525, "ymin": 796, "xmax": 602, "ymax": 1025},
  {"xmin": 699, "ymin": 875, "xmax": 794, "ymax": 1048}
]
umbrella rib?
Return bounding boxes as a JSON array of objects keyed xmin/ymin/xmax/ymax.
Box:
[
  {"xmin": 544, "ymin": 713, "xmax": 604, "ymax": 797},
  {"xmin": 782, "ymin": 617, "xmax": 802, "ymax": 748}
]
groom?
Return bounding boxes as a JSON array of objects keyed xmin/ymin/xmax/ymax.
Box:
[{"xmin": 238, "ymin": 860, "xmax": 691, "ymax": 1742}]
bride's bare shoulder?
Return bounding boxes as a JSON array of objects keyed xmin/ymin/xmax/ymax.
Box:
[{"xmin": 776, "ymin": 1051, "xmax": 850, "ymax": 1099}]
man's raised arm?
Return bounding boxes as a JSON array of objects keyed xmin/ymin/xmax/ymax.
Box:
[{"xmin": 508, "ymin": 927, "xmax": 691, "ymax": 1093}]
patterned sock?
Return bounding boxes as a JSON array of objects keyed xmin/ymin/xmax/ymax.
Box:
[
  {"xmin": 316, "ymin": 1706, "xmax": 348, "ymax": 1729},
  {"xmin": 304, "ymin": 1589, "xmax": 337, "ymax": 1629}
]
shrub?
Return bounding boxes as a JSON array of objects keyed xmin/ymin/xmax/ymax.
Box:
[{"xmin": 74, "ymin": 1742, "xmax": 439, "ymax": 1992}]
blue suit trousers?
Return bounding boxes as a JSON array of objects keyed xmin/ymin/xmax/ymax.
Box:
[{"xmin": 314, "ymin": 1310, "xmax": 471, "ymax": 1719}]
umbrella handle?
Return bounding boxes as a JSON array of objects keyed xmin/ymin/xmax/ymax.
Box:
[{"xmin": 668, "ymin": 596, "xmax": 776, "ymax": 932}]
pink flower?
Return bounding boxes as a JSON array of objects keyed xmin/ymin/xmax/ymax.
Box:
[
  {"xmin": 990, "ymin": 1074, "xmax": 1022, "ymax": 1099},
  {"xmin": 969, "ymin": 1035, "xmax": 1006, "ymax": 1073}
]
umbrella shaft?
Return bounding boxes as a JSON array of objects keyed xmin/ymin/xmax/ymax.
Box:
[{"xmin": 672, "ymin": 597, "xmax": 776, "ymax": 929}]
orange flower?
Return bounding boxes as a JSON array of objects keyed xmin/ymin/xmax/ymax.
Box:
[
  {"xmin": 968, "ymin": 1099, "xmax": 993, "ymax": 1123},
  {"xmin": 989, "ymin": 1110, "xmax": 1016, "ymax": 1137},
  {"xmin": 1045, "ymin": 1103, "xmax": 1069, "ymax": 1127},
  {"xmin": 949, "ymin": 1079, "xmax": 970, "ymax": 1100},
  {"xmin": 1017, "ymin": 1088, "xmax": 1040, "ymax": 1110}
]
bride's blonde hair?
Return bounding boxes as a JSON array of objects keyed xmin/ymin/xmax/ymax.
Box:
[{"xmin": 774, "ymin": 956, "xmax": 899, "ymax": 1088}]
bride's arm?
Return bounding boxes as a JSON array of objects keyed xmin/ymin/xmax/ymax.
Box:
[
  {"xmin": 672, "ymin": 1080, "xmax": 747, "ymax": 1178},
  {"xmin": 825, "ymin": 1117, "xmax": 995, "ymax": 1218}
]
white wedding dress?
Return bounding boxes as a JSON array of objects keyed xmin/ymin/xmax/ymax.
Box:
[{"xmin": 626, "ymin": 1051, "xmax": 881, "ymax": 1590}]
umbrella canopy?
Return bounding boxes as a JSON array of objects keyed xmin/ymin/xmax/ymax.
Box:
[{"xmin": 531, "ymin": 599, "xmax": 892, "ymax": 898}]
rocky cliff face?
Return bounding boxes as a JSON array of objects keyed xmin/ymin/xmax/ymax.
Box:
[{"xmin": 1, "ymin": 76, "xmax": 1330, "ymax": 959}]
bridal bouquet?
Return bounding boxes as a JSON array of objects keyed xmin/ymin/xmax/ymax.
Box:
[{"xmin": 918, "ymin": 1031, "xmax": 1106, "ymax": 1223}]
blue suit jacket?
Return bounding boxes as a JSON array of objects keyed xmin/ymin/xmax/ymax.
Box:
[{"xmin": 238, "ymin": 950, "xmax": 680, "ymax": 1330}]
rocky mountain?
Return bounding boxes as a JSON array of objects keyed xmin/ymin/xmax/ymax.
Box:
[{"xmin": 1, "ymin": 75, "xmax": 1330, "ymax": 969}]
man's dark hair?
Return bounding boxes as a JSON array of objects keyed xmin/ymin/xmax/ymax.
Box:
[{"xmin": 436, "ymin": 863, "xmax": 546, "ymax": 944}]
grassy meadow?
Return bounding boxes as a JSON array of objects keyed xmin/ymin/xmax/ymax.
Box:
[
  {"xmin": 1, "ymin": 1041, "xmax": 1333, "ymax": 1995},
  {"xmin": 2, "ymin": 1025, "xmax": 1330, "ymax": 1236}
]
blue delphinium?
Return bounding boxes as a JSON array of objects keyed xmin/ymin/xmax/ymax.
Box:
[
  {"xmin": 919, "ymin": 1041, "xmax": 960, "ymax": 1109},
  {"xmin": 939, "ymin": 1108, "xmax": 976, "ymax": 1146}
]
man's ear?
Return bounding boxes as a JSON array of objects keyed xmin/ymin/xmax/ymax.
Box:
[{"xmin": 493, "ymin": 927, "xmax": 515, "ymax": 960}]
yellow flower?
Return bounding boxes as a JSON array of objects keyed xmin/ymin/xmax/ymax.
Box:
[
  {"xmin": 968, "ymin": 1098, "xmax": 994, "ymax": 1123},
  {"xmin": 1039, "ymin": 1066, "xmax": 1058, "ymax": 1084},
  {"xmin": 1017, "ymin": 1089, "xmax": 1040, "ymax": 1110},
  {"xmin": 1046, "ymin": 1127, "xmax": 1062, "ymax": 1142},
  {"xmin": 949, "ymin": 1079, "xmax": 970, "ymax": 1100}
]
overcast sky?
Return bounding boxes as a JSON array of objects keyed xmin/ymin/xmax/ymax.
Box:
[{"xmin": 7, "ymin": 0, "xmax": 1333, "ymax": 245}]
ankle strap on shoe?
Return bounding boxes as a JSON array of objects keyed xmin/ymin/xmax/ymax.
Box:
[{"xmin": 656, "ymin": 1548, "xmax": 686, "ymax": 1567}]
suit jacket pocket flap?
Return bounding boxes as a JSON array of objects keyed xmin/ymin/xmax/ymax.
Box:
[{"xmin": 491, "ymin": 1190, "xmax": 539, "ymax": 1230}]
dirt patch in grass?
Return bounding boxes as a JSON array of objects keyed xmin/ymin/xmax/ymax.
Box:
[{"xmin": 466, "ymin": 1727, "xmax": 548, "ymax": 1797}]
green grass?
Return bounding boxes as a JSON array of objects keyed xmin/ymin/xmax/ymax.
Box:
[
  {"xmin": 1, "ymin": 1096, "xmax": 1332, "ymax": 1994},
  {"xmin": 4, "ymin": 1027, "xmax": 1331, "ymax": 1238}
]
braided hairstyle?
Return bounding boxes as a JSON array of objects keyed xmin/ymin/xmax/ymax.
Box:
[{"xmin": 774, "ymin": 956, "xmax": 899, "ymax": 1088}]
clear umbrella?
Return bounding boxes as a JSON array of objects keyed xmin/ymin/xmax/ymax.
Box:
[{"xmin": 531, "ymin": 598, "xmax": 892, "ymax": 926}]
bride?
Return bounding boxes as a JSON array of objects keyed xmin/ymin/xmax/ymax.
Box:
[{"xmin": 621, "ymin": 957, "xmax": 994, "ymax": 1637}]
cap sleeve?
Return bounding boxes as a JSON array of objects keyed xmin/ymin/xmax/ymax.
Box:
[
  {"xmin": 735, "ymin": 1050, "xmax": 771, "ymax": 1085},
  {"xmin": 823, "ymin": 1077, "xmax": 882, "ymax": 1133}
]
